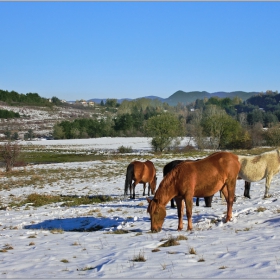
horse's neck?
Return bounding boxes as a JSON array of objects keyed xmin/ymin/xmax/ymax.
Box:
[{"xmin": 154, "ymin": 183, "xmax": 177, "ymax": 206}]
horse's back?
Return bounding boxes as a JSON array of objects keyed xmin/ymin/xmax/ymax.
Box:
[
  {"xmin": 198, "ymin": 151, "xmax": 240, "ymax": 173},
  {"xmin": 163, "ymin": 160, "xmax": 184, "ymax": 176},
  {"xmin": 129, "ymin": 160, "xmax": 156, "ymax": 183},
  {"xmin": 143, "ymin": 160, "xmax": 156, "ymax": 179},
  {"xmin": 171, "ymin": 152, "xmax": 240, "ymax": 197},
  {"xmin": 238, "ymin": 150, "xmax": 280, "ymax": 182}
]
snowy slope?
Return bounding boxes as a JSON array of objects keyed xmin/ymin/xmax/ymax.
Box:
[{"xmin": 0, "ymin": 138, "xmax": 280, "ymax": 278}]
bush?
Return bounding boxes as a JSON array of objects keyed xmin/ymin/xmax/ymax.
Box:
[
  {"xmin": 117, "ymin": 145, "xmax": 133, "ymax": 153},
  {"xmin": 0, "ymin": 141, "xmax": 21, "ymax": 172}
]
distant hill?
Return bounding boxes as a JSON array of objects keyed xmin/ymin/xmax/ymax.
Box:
[
  {"xmin": 88, "ymin": 96, "xmax": 165, "ymax": 104},
  {"xmin": 87, "ymin": 98, "xmax": 132, "ymax": 104},
  {"xmin": 164, "ymin": 90, "xmax": 260, "ymax": 106},
  {"xmin": 87, "ymin": 91, "xmax": 260, "ymax": 106}
]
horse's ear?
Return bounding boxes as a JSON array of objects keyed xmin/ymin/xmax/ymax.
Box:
[{"xmin": 146, "ymin": 197, "xmax": 152, "ymax": 203}]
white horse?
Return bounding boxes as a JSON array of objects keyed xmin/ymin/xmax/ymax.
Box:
[{"xmin": 237, "ymin": 149, "xmax": 280, "ymax": 198}]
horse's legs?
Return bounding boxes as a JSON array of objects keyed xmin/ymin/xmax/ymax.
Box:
[
  {"xmin": 221, "ymin": 181, "xmax": 235, "ymax": 223},
  {"xmin": 264, "ymin": 174, "xmax": 273, "ymax": 198},
  {"xmin": 133, "ymin": 182, "xmax": 136, "ymax": 199},
  {"xmin": 244, "ymin": 181, "xmax": 251, "ymax": 199},
  {"xmin": 131, "ymin": 182, "xmax": 138, "ymax": 199},
  {"xmin": 170, "ymin": 198, "xmax": 176, "ymax": 208},
  {"xmin": 129, "ymin": 182, "xmax": 133, "ymax": 199},
  {"xmin": 196, "ymin": 197, "xmax": 199, "ymax": 206},
  {"xmin": 142, "ymin": 183, "xmax": 146, "ymax": 196},
  {"xmin": 184, "ymin": 196, "xmax": 193, "ymax": 231},
  {"xmin": 174, "ymin": 196, "xmax": 184, "ymax": 230},
  {"xmin": 204, "ymin": 195, "xmax": 213, "ymax": 207}
]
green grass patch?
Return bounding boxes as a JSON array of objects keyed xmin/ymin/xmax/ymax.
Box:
[{"xmin": 11, "ymin": 193, "xmax": 114, "ymax": 208}]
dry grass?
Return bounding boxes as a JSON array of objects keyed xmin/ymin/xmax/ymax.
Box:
[
  {"xmin": 189, "ymin": 247, "xmax": 197, "ymax": 255},
  {"xmin": 159, "ymin": 235, "xmax": 187, "ymax": 248},
  {"xmin": 198, "ymin": 256, "xmax": 205, "ymax": 262},
  {"xmin": 77, "ymin": 266, "xmax": 95, "ymax": 271},
  {"xmin": 160, "ymin": 237, "xmax": 180, "ymax": 247},
  {"xmin": 105, "ymin": 229, "xmax": 129, "ymax": 234},
  {"xmin": 219, "ymin": 266, "xmax": 227, "ymax": 269},
  {"xmin": 131, "ymin": 251, "xmax": 146, "ymax": 262},
  {"xmin": 0, "ymin": 244, "xmax": 14, "ymax": 252},
  {"xmin": 152, "ymin": 248, "xmax": 160, "ymax": 252},
  {"xmin": 255, "ymin": 206, "xmax": 267, "ymax": 212},
  {"xmin": 50, "ymin": 228, "xmax": 64, "ymax": 234}
]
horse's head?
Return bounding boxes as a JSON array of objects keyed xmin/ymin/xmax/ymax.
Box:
[
  {"xmin": 150, "ymin": 176, "xmax": 157, "ymax": 195},
  {"xmin": 146, "ymin": 197, "xmax": 166, "ymax": 233}
]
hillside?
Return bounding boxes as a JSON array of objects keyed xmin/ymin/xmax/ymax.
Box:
[
  {"xmin": 88, "ymin": 95, "xmax": 165, "ymax": 104},
  {"xmin": 0, "ymin": 104, "xmax": 98, "ymax": 139},
  {"xmin": 88, "ymin": 91, "xmax": 260, "ymax": 106},
  {"xmin": 164, "ymin": 90, "xmax": 259, "ymax": 106}
]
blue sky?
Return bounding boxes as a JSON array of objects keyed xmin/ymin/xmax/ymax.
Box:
[{"xmin": 1, "ymin": 2, "xmax": 280, "ymax": 101}]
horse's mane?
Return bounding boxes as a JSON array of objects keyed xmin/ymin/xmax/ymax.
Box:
[{"xmin": 155, "ymin": 163, "xmax": 182, "ymax": 203}]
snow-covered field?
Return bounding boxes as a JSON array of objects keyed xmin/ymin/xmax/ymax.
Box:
[{"xmin": 1, "ymin": 138, "xmax": 280, "ymax": 278}]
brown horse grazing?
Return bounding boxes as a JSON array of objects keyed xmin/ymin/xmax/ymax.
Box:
[
  {"xmin": 124, "ymin": 160, "xmax": 157, "ymax": 199},
  {"xmin": 163, "ymin": 159, "xmax": 213, "ymax": 208},
  {"xmin": 147, "ymin": 151, "xmax": 240, "ymax": 232}
]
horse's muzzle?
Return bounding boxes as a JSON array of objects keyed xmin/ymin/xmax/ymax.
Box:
[{"xmin": 151, "ymin": 227, "xmax": 161, "ymax": 233}]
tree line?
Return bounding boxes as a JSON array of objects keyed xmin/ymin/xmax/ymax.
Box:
[
  {"xmin": 0, "ymin": 89, "xmax": 56, "ymax": 107},
  {"xmin": 2, "ymin": 89, "xmax": 280, "ymax": 151},
  {"xmin": 52, "ymin": 91, "xmax": 280, "ymax": 151}
]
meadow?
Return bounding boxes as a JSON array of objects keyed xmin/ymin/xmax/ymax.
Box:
[{"xmin": 0, "ymin": 137, "xmax": 280, "ymax": 278}]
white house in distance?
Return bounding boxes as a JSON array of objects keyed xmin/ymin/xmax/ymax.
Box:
[{"xmin": 75, "ymin": 100, "xmax": 95, "ymax": 107}]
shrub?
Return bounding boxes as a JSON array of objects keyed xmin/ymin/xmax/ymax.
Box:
[
  {"xmin": 117, "ymin": 145, "xmax": 133, "ymax": 153},
  {"xmin": 131, "ymin": 251, "xmax": 146, "ymax": 262},
  {"xmin": 0, "ymin": 141, "xmax": 21, "ymax": 172}
]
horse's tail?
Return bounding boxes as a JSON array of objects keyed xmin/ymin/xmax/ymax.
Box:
[{"xmin": 124, "ymin": 163, "xmax": 134, "ymax": 196}]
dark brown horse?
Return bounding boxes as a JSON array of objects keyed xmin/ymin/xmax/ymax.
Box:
[
  {"xmin": 147, "ymin": 151, "xmax": 240, "ymax": 232},
  {"xmin": 124, "ymin": 160, "xmax": 157, "ymax": 199},
  {"xmin": 163, "ymin": 160, "xmax": 213, "ymax": 208}
]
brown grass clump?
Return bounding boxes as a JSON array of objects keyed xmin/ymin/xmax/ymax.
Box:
[
  {"xmin": 255, "ymin": 206, "xmax": 267, "ymax": 212},
  {"xmin": 105, "ymin": 229, "xmax": 129, "ymax": 234},
  {"xmin": 131, "ymin": 251, "xmax": 146, "ymax": 262},
  {"xmin": 159, "ymin": 235, "xmax": 182, "ymax": 247}
]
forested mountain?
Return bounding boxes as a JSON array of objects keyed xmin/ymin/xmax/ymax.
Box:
[
  {"xmin": 164, "ymin": 90, "xmax": 259, "ymax": 106},
  {"xmin": 88, "ymin": 91, "xmax": 259, "ymax": 106}
]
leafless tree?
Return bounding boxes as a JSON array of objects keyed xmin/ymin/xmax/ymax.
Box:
[{"xmin": 0, "ymin": 141, "xmax": 21, "ymax": 172}]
